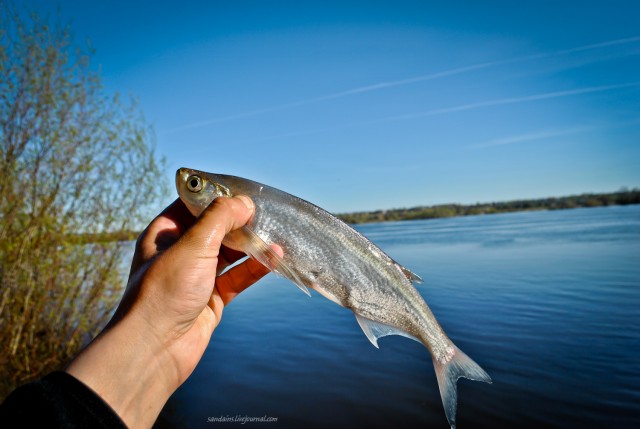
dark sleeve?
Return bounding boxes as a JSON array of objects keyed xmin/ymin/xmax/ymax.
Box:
[{"xmin": 0, "ymin": 371, "xmax": 127, "ymax": 428}]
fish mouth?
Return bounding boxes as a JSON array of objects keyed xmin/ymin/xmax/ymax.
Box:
[{"xmin": 175, "ymin": 168, "xmax": 190, "ymax": 194}]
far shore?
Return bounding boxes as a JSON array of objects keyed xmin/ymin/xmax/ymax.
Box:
[{"xmin": 336, "ymin": 188, "xmax": 640, "ymax": 224}]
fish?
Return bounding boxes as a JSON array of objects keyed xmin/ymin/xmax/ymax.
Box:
[{"xmin": 176, "ymin": 167, "xmax": 491, "ymax": 428}]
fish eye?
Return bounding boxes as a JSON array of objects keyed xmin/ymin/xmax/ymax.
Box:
[{"xmin": 186, "ymin": 175, "xmax": 203, "ymax": 193}]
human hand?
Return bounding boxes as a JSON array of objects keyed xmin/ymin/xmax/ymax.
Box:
[
  {"xmin": 67, "ymin": 196, "xmax": 271, "ymax": 428},
  {"xmin": 120, "ymin": 196, "xmax": 272, "ymax": 383}
]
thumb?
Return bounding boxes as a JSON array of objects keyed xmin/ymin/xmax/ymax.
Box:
[
  {"xmin": 181, "ymin": 195, "xmax": 255, "ymax": 259},
  {"xmin": 149, "ymin": 196, "xmax": 255, "ymax": 298}
]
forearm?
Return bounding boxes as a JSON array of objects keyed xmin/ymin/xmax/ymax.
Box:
[{"xmin": 66, "ymin": 312, "xmax": 180, "ymax": 429}]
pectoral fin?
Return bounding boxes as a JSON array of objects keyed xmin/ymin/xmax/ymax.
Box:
[
  {"xmin": 310, "ymin": 283, "xmax": 343, "ymax": 306},
  {"xmin": 354, "ymin": 313, "xmax": 421, "ymax": 348},
  {"xmin": 224, "ymin": 226, "xmax": 310, "ymax": 296}
]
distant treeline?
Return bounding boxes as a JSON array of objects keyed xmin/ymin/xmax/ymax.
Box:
[
  {"xmin": 336, "ymin": 188, "xmax": 640, "ymax": 224},
  {"xmin": 80, "ymin": 189, "xmax": 640, "ymax": 242}
]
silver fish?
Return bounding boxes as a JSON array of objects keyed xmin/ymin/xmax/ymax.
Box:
[{"xmin": 176, "ymin": 167, "xmax": 491, "ymax": 428}]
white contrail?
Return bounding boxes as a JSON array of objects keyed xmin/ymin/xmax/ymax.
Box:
[
  {"xmin": 161, "ymin": 36, "xmax": 640, "ymax": 134},
  {"xmin": 160, "ymin": 61, "xmax": 504, "ymax": 134},
  {"xmin": 553, "ymin": 35, "xmax": 640, "ymax": 55},
  {"xmin": 202, "ymin": 82, "xmax": 639, "ymax": 146},
  {"xmin": 372, "ymin": 82, "xmax": 640, "ymax": 123},
  {"xmin": 467, "ymin": 126, "xmax": 593, "ymax": 149}
]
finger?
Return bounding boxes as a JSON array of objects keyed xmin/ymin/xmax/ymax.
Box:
[
  {"xmin": 130, "ymin": 199, "xmax": 196, "ymax": 273},
  {"xmin": 157, "ymin": 197, "xmax": 198, "ymax": 229},
  {"xmin": 215, "ymin": 257, "xmax": 271, "ymax": 305},
  {"xmin": 136, "ymin": 198, "xmax": 196, "ymax": 259}
]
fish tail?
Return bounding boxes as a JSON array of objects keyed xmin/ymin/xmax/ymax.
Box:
[{"xmin": 432, "ymin": 343, "xmax": 491, "ymax": 429}]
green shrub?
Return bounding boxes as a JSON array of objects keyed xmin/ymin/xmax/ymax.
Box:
[{"xmin": 0, "ymin": 1, "xmax": 165, "ymax": 400}]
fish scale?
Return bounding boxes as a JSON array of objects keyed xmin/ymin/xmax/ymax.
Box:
[{"xmin": 176, "ymin": 167, "xmax": 491, "ymax": 429}]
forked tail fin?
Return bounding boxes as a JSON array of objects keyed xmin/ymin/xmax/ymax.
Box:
[{"xmin": 433, "ymin": 344, "xmax": 492, "ymax": 429}]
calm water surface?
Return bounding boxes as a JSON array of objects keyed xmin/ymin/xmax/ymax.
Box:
[{"xmin": 154, "ymin": 205, "xmax": 640, "ymax": 429}]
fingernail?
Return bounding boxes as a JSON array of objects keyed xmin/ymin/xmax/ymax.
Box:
[{"xmin": 237, "ymin": 195, "xmax": 254, "ymax": 212}]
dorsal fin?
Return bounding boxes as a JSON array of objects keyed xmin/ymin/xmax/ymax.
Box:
[{"xmin": 400, "ymin": 265, "xmax": 423, "ymax": 284}]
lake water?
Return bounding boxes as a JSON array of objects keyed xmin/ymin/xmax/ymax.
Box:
[{"xmin": 153, "ymin": 205, "xmax": 640, "ymax": 429}]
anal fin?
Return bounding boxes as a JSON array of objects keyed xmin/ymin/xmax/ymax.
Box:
[{"xmin": 355, "ymin": 313, "xmax": 421, "ymax": 348}]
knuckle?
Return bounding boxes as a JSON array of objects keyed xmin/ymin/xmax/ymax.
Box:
[{"xmin": 209, "ymin": 196, "xmax": 234, "ymax": 212}]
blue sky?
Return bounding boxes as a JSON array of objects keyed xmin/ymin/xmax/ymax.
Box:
[{"xmin": 23, "ymin": 0, "xmax": 640, "ymax": 212}]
